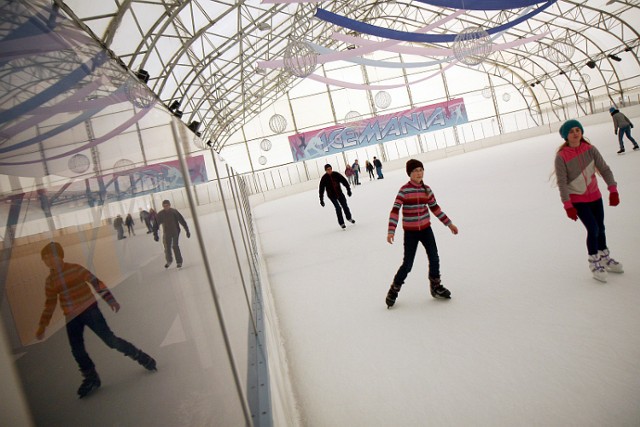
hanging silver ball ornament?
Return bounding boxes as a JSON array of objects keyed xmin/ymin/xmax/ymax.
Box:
[
  {"xmin": 124, "ymin": 77, "xmax": 154, "ymax": 109},
  {"xmin": 547, "ymin": 41, "xmax": 575, "ymax": 64},
  {"xmin": 113, "ymin": 158, "xmax": 134, "ymax": 174},
  {"xmin": 283, "ymin": 40, "xmax": 318, "ymax": 78},
  {"xmin": 68, "ymin": 154, "xmax": 90, "ymax": 174},
  {"xmin": 260, "ymin": 138, "xmax": 272, "ymax": 151},
  {"xmin": 374, "ymin": 91, "xmax": 392, "ymax": 109},
  {"xmin": 481, "ymin": 87, "xmax": 492, "ymax": 99},
  {"xmin": 345, "ymin": 111, "xmax": 361, "ymax": 121},
  {"xmin": 258, "ymin": 156, "xmax": 268, "ymax": 165},
  {"xmin": 269, "ymin": 114, "xmax": 287, "ymax": 133},
  {"xmin": 502, "ymin": 93, "xmax": 511, "ymax": 102},
  {"xmin": 453, "ymin": 27, "xmax": 492, "ymax": 66}
]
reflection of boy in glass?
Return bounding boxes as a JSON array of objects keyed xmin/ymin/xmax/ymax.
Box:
[{"xmin": 36, "ymin": 242, "xmax": 156, "ymax": 398}]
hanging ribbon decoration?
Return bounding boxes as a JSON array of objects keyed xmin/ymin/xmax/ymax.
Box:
[
  {"xmin": 412, "ymin": 0, "xmax": 549, "ymax": 10},
  {"xmin": 314, "ymin": 0, "xmax": 556, "ymax": 43}
]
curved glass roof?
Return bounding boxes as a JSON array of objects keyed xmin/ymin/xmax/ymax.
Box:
[{"xmin": 1, "ymin": 0, "xmax": 639, "ymax": 176}]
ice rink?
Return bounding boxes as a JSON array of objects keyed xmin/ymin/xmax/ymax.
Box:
[{"xmin": 254, "ymin": 117, "xmax": 640, "ymax": 426}]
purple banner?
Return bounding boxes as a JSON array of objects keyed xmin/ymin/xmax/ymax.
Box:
[{"xmin": 289, "ymin": 98, "xmax": 468, "ymax": 161}]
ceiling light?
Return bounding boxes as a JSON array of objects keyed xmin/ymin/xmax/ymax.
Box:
[
  {"xmin": 586, "ymin": 60, "xmax": 596, "ymax": 69},
  {"xmin": 169, "ymin": 100, "xmax": 181, "ymax": 111},
  {"xmin": 608, "ymin": 54, "xmax": 622, "ymax": 62},
  {"xmin": 257, "ymin": 22, "xmax": 271, "ymax": 31}
]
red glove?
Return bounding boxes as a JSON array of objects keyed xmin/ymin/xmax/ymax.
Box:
[
  {"xmin": 609, "ymin": 192, "xmax": 620, "ymax": 206},
  {"xmin": 565, "ymin": 207, "xmax": 578, "ymax": 221}
]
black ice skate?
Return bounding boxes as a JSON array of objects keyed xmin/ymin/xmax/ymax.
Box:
[
  {"xmin": 386, "ymin": 283, "xmax": 402, "ymax": 308},
  {"xmin": 77, "ymin": 369, "xmax": 101, "ymax": 398},
  {"xmin": 429, "ymin": 277, "xmax": 451, "ymax": 299},
  {"xmin": 130, "ymin": 349, "xmax": 157, "ymax": 371}
]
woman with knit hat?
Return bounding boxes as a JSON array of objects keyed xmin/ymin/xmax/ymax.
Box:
[
  {"xmin": 554, "ymin": 119, "xmax": 623, "ymax": 282},
  {"xmin": 609, "ymin": 107, "xmax": 638, "ymax": 154},
  {"xmin": 385, "ymin": 159, "xmax": 459, "ymax": 308}
]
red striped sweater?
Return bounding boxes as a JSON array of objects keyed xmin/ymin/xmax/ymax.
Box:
[
  {"xmin": 388, "ymin": 181, "xmax": 451, "ymax": 236},
  {"xmin": 39, "ymin": 263, "xmax": 116, "ymax": 327}
]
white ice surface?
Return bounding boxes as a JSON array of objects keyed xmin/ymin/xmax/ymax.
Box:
[{"xmin": 254, "ymin": 119, "xmax": 640, "ymax": 427}]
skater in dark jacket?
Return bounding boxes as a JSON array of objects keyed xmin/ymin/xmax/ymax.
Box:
[
  {"xmin": 319, "ymin": 164, "xmax": 356, "ymax": 230},
  {"xmin": 554, "ymin": 119, "xmax": 623, "ymax": 282},
  {"xmin": 153, "ymin": 200, "xmax": 190, "ymax": 268},
  {"xmin": 609, "ymin": 107, "xmax": 638, "ymax": 154},
  {"xmin": 385, "ymin": 159, "xmax": 458, "ymax": 308},
  {"xmin": 125, "ymin": 213, "xmax": 135, "ymax": 236},
  {"xmin": 36, "ymin": 242, "xmax": 156, "ymax": 398}
]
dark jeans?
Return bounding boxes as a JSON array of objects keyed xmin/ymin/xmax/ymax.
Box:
[
  {"xmin": 393, "ymin": 227, "xmax": 440, "ymax": 285},
  {"xmin": 367, "ymin": 169, "xmax": 375, "ymax": 179},
  {"xmin": 163, "ymin": 233, "xmax": 183, "ymax": 264},
  {"xmin": 375, "ymin": 166, "xmax": 384, "ymax": 179},
  {"xmin": 353, "ymin": 171, "xmax": 360, "ymax": 185},
  {"xmin": 66, "ymin": 303, "xmax": 137, "ymax": 372},
  {"xmin": 618, "ymin": 126, "xmax": 638, "ymax": 150},
  {"xmin": 329, "ymin": 194, "xmax": 352, "ymax": 226},
  {"xmin": 574, "ymin": 198, "xmax": 607, "ymax": 255}
]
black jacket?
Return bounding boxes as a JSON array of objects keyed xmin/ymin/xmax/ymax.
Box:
[{"xmin": 319, "ymin": 172, "xmax": 350, "ymax": 202}]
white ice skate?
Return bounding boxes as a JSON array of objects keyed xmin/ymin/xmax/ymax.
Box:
[
  {"xmin": 598, "ymin": 249, "xmax": 624, "ymax": 274},
  {"xmin": 588, "ymin": 254, "xmax": 607, "ymax": 282}
]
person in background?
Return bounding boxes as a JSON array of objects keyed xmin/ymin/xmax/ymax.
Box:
[
  {"xmin": 318, "ymin": 164, "xmax": 356, "ymax": 230},
  {"xmin": 125, "ymin": 213, "xmax": 135, "ymax": 236},
  {"xmin": 365, "ymin": 160, "xmax": 375, "ymax": 181},
  {"xmin": 113, "ymin": 214, "xmax": 126, "ymax": 240},
  {"xmin": 609, "ymin": 107, "xmax": 638, "ymax": 154},
  {"xmin": 345, "ymin": 164, "xmax": 355, "ymax": 186},
  {"xmin": 373, "ymin": 156, "xmax": 384, "ymax": 179},
  {"xmin": 36, "ymin": 242, "xmax": 156, "ymax": 399},
  {"xmin": 153, "ymin": 200, "xmax": 191, "ymax": 269},
  {"xmin": 139, "ymin": 208, "xmax": 153, "ymax": 233},
  {"xmin": 385, "ymin": 159, "xmax": 458, "ymax": 308},
  {"xmin": 352, "ymin": 159, "xmax": 361, "ymax": 185},
  {"xmin": 554, "ymin": 119, "xmax": 623, "ymax": 282}
]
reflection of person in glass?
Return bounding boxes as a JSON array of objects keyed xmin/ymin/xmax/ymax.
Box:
[
  {"xmin": 35, "ymin": 242, "xmax": 156, "ymax": 399},
  {"xmin": 153, "ymin": 200, "xmax": 190, "ymax": 268}
]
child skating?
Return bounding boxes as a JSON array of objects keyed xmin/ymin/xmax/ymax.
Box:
[
  {"xmin": 386, "ymin": 159, "xmax": 459, "ymax": 308},
  {"xmin": 36, "ymin": 242, "xmax": 157, "ymax": 398},
  {"xmin": 554, "ymin": 119, "xmax": 623, "ymax": 282}
]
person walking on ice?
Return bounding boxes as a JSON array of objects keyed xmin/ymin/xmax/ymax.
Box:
[
  {"xmin": 609, "ymin": 107, "xmax": 638, "ymax": 154},
  {"xmin": 385, "ymin": 159, "xmax": 458, "ymax": 308},
  {"xmin": 35, "ymin": 242, "xmax": 157, "ymax": 399},
  {"xmin": 554, "ymin": 119, "xmax": 623, "ymax": 282},
  {"xmin": 319, "ymin": 163, "xmax": 356, "ymax": 230},
  {"xmin": 153, "ymin": 199, "xmax": 190, "ymax": 268}
]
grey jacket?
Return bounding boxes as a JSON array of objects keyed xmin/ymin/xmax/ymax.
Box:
[{"xmin": 611, "ymin": 111, "xmax": 633, "ymax": 132}]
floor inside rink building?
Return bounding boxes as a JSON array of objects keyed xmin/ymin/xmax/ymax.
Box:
[{"xmin": 253, "ymin": 116, "xmax": 640, "ymax": 426}]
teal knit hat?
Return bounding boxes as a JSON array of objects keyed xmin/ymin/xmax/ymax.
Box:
[{"xmin": 559, "ymin": 119, "xmax": 584, "ymax": 140}]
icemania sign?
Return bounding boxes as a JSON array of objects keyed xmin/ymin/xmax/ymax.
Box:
[{"xmin": 289, "ymin": 98, "xmax": 468, "ymax": 162}]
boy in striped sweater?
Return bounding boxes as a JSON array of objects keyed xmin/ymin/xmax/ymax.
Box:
[
  {"xmin": 386, "ymin": 159, "xmax": 459, "ymax": 308},
  {"xmin": 36, "ymin": 242, "xmax": 156, "ymax": 398}
]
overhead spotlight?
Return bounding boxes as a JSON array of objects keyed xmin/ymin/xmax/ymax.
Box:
[
  {"xmin": 169, "ymin": 100, "xmax": 181, "ymax": 111},
  {"xmin": 188, "ymin": 121, "xmax": 201, "ymax": 133},
  {"xmin": 558, "ymin": 70, "xmax": 565, "ymax": 75},
  {"xmin": 346, "ymin": 45, "xmax": 356, "ymax": 50},
  {"xmin": 586, "ymin": 60, "xmax": 596, "ymax": 69},
  {"xmin": 536, "ymin": 81, "xmax": 541, "ymax": 85},
  {"xmin": 608, "ymin": 54, "xmax": 622, "ymax": 62},
  {"xmin": 206, "ymin": 140, "xmax": 213, "ymax": 148},
  {"xmin": 624, "ymin": 46, "xmax": 632, "ymax": 52},
  {"xmin": 257, "ymin": 22, "xmax": 271, "ymax": 31},
  {"xmin": 606, "ymin": 0, "xmax": 616, "ymax": 4},
  {"xmin": 135, "ymin": 69, "xmax": 150, "ymax": 84},
  {"xmin": 530, "ymin": 83, "xmax": 535, "ymax": 87},
  {"xmin": 173, "ymin": 110, "xmax": 183, "ymax": 119}
]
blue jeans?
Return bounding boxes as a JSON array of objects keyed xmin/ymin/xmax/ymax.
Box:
[
  {"xmin": 329, "ymin": 194, "xmax": 352, "ymax": 226},
  {"xmin": 66, "ymin": 303, "xmax": 138, "ymax": 372},
  {"xmin": 393, "ymin": 227, "xmax": 440, "ymax": 285},
  {"xmin": 574, "ymin": 199, "xmax": 607, "ymax": 256},
  {"xmin": 375, "ymin": 166, "xmax": 384, "ymax": 179},
  {"xmin": 618, "ymin": 126, "xmax": 638, "ymax": 150}
]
